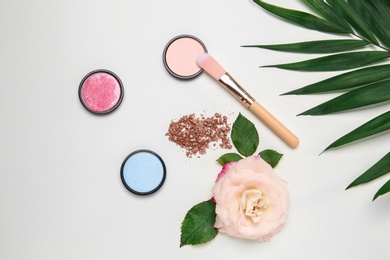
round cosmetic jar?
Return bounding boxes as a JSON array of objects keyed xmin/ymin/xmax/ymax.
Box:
[
  {"xmin": 120, "ymin": 149, "xmax": 166, "ymax": 196},
  {"xmin": 163, "ymin": 34, "xmax": 207, "ymax": 80},
  {"xmin": 79, "ymin": 69, "xmax": 124, "ymax": 114}
]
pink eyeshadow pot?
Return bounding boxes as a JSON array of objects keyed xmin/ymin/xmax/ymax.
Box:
[
  {"xmin": 79, "ymin": 69, "xmax": 124, "ymax": 114},
  {"xmin": 163, "ymin": 35, "xmax": 207, "ymax": 80}
]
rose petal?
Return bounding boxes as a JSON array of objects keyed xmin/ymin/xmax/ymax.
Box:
[
  {"xmin": 233, "ymin": 155, "xmax": 273, "ymax": 174},
  {"xmin": 215, "ymin": 161, "xmax": 236, "ymax": 183}
]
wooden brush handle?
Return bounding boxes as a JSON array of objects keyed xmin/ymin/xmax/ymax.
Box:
[{"xmin": 249, "ymin": 101, "xmax": 299, "ymax": 148}]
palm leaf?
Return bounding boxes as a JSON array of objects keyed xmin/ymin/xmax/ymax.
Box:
[
  {"xmin": 324, "ymin": 111, "xmax": 390, "ymax": 150},
  {"xmin": 380, "ymin": 0, "xmax": 390, "ymax": 18},
  {"xmin": 262, "ymin": 51, "xmax": 390, "ymax": 71},
  {"xmin": 301, "ymin": 0, "xmax": 352, "ymax": 32},
  {"xmin": 346, "ymin": 152, "xmax": 390, "ymax": 189},
  {"xmin": 326, "ymin": 0, "xmax": 379, "ymax": 44},
  {"xmin": 373, "ymin": 179, "xmax": 390, "ymax": 201},
  {"xmin": 250, "ymin": 0, "xmax": 390, "ymax": 200},
  {"xmin": 283, "ymin": 64, "xmax": 390, "ymax": 95},
  {"xmin": 252, "ymin": 0, "xmax": 350, "ymax": 34},
  {"xmin": 350, "ymin": 0, "xmax": 390, "ymax": 49},
  {"xmin": 298, "ymin": 80, "xmax": 390, "ymax": 115},
  {"xmin": 382, "ymin": 0, "xmax": 390, "ymax": 12},
  {"xmin": 243, "ymin": 39, "xmax": 368, "ymax": 54}
]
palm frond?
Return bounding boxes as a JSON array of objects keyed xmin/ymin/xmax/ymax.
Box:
[
  {"xmin": 242, "ymin": 39, "xmax": 368, "ymax": 54},
  {"xmin": 298, "ymin": 80, "xmax": 390, "ymax": 115},
  {"xmin": 302, "ymin": 0, "xmax": 352, "ymax": 32},
  {"xmin": 346, "ymin": 152, "xmax": 390, "ymax": 190},
  {"xmin": 261, "ymin": 51, "xmax": 390, "ymax": 71},
  {"xmin": 326, "ymin": 0, "xmax": 379, "ymax": 44},
  {"xmin": 324, "ymin": 111, "xmax": 390, "ymax": 151},
  {"xmin": 373, "ymin": 179, "xmax": 390, "ymax": 201},
  {"xmin": 282, "ymin": 64, "xmax": 390, "ymax": 95},
  {"xmin": 250, "ymin": 0, "xmax": 390, "ymax": 201},
  {"xmin": 350, "ymin": 0, "xmax": 390, "ymax": 49},
  {"xmin": 252, "ymin": 0, "xmax": 351, "ymax": 34}
]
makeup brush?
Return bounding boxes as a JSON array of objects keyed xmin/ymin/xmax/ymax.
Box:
[{"xmin": 197, "ymin": 53, "xmax": 299, "ymax": 148}]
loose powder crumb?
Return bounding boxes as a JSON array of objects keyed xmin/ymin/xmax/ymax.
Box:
[{"xmin": 166, "ymin": 113, "xmax": 233, "ymax": 158}]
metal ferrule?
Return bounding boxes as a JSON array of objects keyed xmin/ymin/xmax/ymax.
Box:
[{"xmin": 218, "ymin": 73, "xmax": 255, "ymax": 108}]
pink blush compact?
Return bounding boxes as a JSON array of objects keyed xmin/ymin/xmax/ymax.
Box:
[
  {"xmin": 79, "ymin": 69, "xmax": 124, "ymax": 114},
  {"xmin": 163, "ymin": 35, "xmax": 207, "ymax": 80}
]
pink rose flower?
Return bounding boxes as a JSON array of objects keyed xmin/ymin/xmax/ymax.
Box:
[{"xmin": 211, "ymin": 155, "xmax": 288, "ymax": 242}]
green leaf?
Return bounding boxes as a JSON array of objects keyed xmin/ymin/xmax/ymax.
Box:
[
  {"xmin": 180, "ymin": 200, "xmax": 218, "ymax": 247},
  {"xmin": 252, "ymin": 0, "xmax": 350, "ymax": 34},
  {"xmin": 373, "ymin": 179, "xmax": 390, "ymax": 201},
  {"xmin": 259, "ymin": 149, "xmax": 283, "ymax": 168},
  {"xmin": 301, "ymin": 0, "xmax": 353, "ymax": 33},
  {"xmin": 298, "ymin": 79, "xmax": 390, "ymax": 115},
  {"xmin": 326, "ymin": 0, "xmax": 379, "ymax": 44},
  {"xmin": 380, "ymin": 0, "xmax": 390, "ymax": 18},
  {"xmin": 283, "ymin": 64, "xmax": 390, "ymax": 95},
  {"xmin": 243, "ymin": 39, "xmax": 368, "ymax": 54},
  {"xmin": 382, "ymin": 0, "xmax": 390, "ymax": 13},
  {"xmin": 350, "ymin": 0, "xmax": 390, "ymax": 49},
  {"xmin": 346, "ymin": 152, "xmax": 390, "ymax": 189},
  {"xmin": 324, "ymin": 111, "xmax": 390, "ymax": 151},
  {"xmin": 262, "ymin": 51, "xmax": 390, "ymax": 71},
  {"xmin": 216, "ymin": 153, "xmax": 243, "ymax": 166},
  {"xmin": 231, "ymin": 113, "xmax": 259, "ymax": 157}
]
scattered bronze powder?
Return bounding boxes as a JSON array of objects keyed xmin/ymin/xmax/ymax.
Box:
[{"xmin": 166, "ymin": 113, "xmax": 232, "ymax": 158}]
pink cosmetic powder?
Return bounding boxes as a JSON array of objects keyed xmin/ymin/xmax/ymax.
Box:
[
  {"xmin": 79, "ymin": 70, "xmax": 124, "ymax": 114},
  {"xmin": 163, "ymin": 35, "xmax": 207, "ymax": 80}
]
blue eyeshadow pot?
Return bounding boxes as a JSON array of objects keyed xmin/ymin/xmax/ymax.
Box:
[{"xmin": 120, "ymin": 149, "xmax": 166, "ymax": 196}]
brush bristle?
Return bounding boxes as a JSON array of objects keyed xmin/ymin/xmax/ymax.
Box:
[{"xmin": 196, "ymin": 53, "xmax": 226, "ymax": 80}]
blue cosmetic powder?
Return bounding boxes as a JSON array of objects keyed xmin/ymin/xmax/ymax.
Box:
[{"xmin": 120, "ymin": 150, "xmax": 166, "ymax": 196}]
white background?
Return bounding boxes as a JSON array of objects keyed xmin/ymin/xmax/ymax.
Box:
[{"xmin": 1, "ymin": 0, "xmax": 389, "ymax": 259}]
